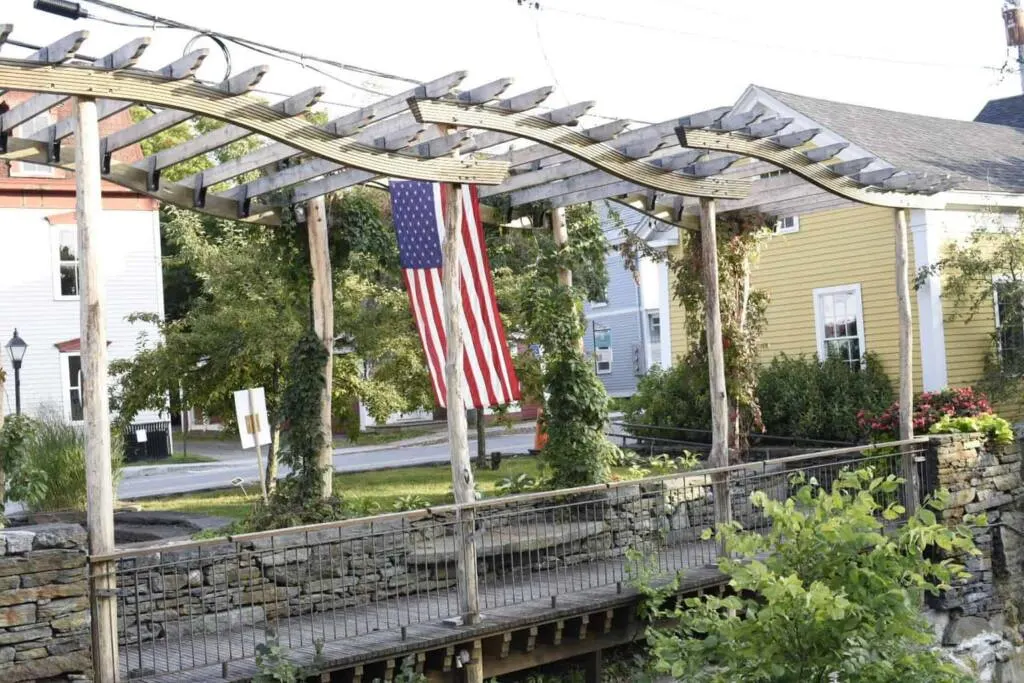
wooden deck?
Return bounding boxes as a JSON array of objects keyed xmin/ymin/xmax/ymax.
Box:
[{"xmin": 123, "ymin": 541, "xmax": 721, "ymax": 682}]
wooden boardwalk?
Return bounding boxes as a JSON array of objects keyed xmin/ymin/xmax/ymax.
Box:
[{"xmin": 123, "ymin": 540, "xmax": 720, "ymax": 682}]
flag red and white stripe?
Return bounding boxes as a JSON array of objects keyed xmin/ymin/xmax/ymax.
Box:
[{"xmin": 390, "ymin": 181, "xmax": 521, "ymax": 409}]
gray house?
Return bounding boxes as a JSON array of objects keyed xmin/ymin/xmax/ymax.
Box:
[{"xmin": 583, "ymin": 203, "xmax": 677, "ymax": 398}]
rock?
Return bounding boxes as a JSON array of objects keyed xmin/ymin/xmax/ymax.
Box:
[
  {"xmin": 7, "ymin": 651, "xmax": 90, "ymax": 682},
  {"xmin": 0, "ymin": 625, "xmax": 51, "ymax": 646},
  {"xmin": 37, "ymin": 596, "xmax": 89, "ymax": 620},
  {"xmin": 50, "ymin": 611, "xmax": 90, "ymax": 634},
  {"xmin": 161, "ymin": 606, "xmax": 265, "ymax": 639},
  {"xmin": 948, "ymin": 487, "xmax": 977, "ymax": 507},
  {"xmin": 0, "ymin": 576, "xmax": 19, "ymax": 591},
  {"xmin": 3, "ymin": 532, "xmax": 35, "ymax": 555},
  {"xmin": 0, "ymin": 604, "xmax": 36, "ymax": 628},
  {"xmin": 46, "ymin": 635, "xmax": 89, "ymax": 656},
  {"xmin": 0, "ymin": 646, "xmax": 14, "ymax": 664},
  {"xmin": 0, "ymin": 551, "xmax": 85, "ymax": 577},
  {"xmin": 944, "ymin": 616, "xmax": 994, "ymax": 646},
  {"xmin": 14, "ymin": 646, "xmax": 48, "ymax": 661},
  {"xmin": 0, "ymin": 583, "xmax": 87, "ymax": 608},
  {"xmin": 20, "ymin": 568, "xmax": 86, "ymax": 588},
  {"xmin": 30, "ymin": 524, "xmax": 87, "ymax": 550}
]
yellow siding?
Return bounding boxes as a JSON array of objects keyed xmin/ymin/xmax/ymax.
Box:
[
  {"xmin": 664, "ymin": 205, "xmax": 925, "ymax": 389},
  {"xmin": 667, "ymin": 246, "xmax": 688, "ymax": 361},
  {"xmin": 752, "ymin": 205, "xmax": 923, "ymax": 388}
]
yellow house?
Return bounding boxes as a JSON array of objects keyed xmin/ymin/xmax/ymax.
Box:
[{"xmin": 665, "ymin": 86, "xmax": 1024, "ymax": 405}]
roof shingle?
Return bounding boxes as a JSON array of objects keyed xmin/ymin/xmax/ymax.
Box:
[{"xmin": 756, "ymin": 86, "xmax": 1024, "ymax": 194}]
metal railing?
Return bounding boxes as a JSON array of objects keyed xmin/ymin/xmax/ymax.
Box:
[{"xmin": 93, "ymin": 438, "xmax": 930, "ymax": 680}]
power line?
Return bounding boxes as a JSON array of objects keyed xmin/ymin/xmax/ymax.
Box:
[
  {"xmin": 75, "ymin": 0, "xmax": 425, "ymax": 90},
  {"xmin": 540, "ymin": 4, "xmax": 1008, "ymax": 73}
]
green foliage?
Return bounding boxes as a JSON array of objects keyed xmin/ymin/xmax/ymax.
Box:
[
  {"xmin": 6, "ymin": 412, "xmax": 124, "ymax": 512},
  {"xmin": 253, "ymin": 631, "xmax": 323, "ymax": 683},
  {"xmin": 488, "ymin": 202, "xmax": 618, "ymax": 488},
  {"xmin": 918, "ymin": 210, "xmax": 1024, "ymax": 410},
  {"xmin": 391, "ymin": 494, "xmax": 429, "ymax": 512},
  {"xmin": 624, "ymin": 359, "xmax": 711, "ymax": 432},
  {"xmin": 757, "ymin": 353, "xmax": 894, "ymax": 442},
  {"xmin": 619, "ymin": 208, "xmax": 774, "ymax": 445},
  {"xmin": 0, "ymin": 414, "xmax": 39, "ymax": 517},
  {"xmin": 930, "ymin": 412, "xmax": 1015, "ymax": 445},
  {"xmin": 242, "ymin": 476, "xmax": 349, "ymax": 532},
  {"xmin": 639, "ymin": 468, "xmax": 979, "ymax": 682},
  {"xmin": 495, "ymin": 472, "xmax": 538, "ymax": 494},
  {"xmin": 279, "ymin": 329, "xmax": 329, "ymax": 492}
]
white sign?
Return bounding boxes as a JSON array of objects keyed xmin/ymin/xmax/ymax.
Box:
[
  {"xmin": 233, "ymin": 387, "xmax": 271, "ymax": 449},
  {"xmin": 135, "ymin": 430, "xmax": 147, "ymax": 443}
]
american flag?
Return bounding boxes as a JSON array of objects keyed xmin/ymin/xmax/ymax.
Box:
[{"xmin": 390, "ymin": 181, "xmax": 521, "ymax": 409}]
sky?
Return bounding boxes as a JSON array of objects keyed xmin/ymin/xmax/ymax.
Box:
[{"xmin": 3, "ymin": 0, "xmax": 1021, "ymax": 127}]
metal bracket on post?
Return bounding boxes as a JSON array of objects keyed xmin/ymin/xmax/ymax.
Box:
[
  {"xmin": 236, "ymin": 184, "xmax": 251, "ymax": 219},
  {"xmin": 193, "ymin": 171, "xmax": 207, "ymax": 208},
  {"xmin": 145, "ymin": 155, "xmax": 161, "ymax": 192},
  {"xmin": 0, "ymin": 116, "xmax": 7, "ymax": 154},
  {"xmin": 99, "ymin": 138, "xmax": 111, "ymax": 175},
  {"xmin": 46, "ymin": 125, "xmax": 60, "ymax": 164}
]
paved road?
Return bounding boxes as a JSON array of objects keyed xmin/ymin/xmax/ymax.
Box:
[{"xmin": 118, "ymin": 431, "xmax": 535, "ymax": 499}]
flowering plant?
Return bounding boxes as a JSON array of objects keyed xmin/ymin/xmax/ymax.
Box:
[{"xmin": 857, "ymin": 386, "xmax": 991, "ymax": 440}]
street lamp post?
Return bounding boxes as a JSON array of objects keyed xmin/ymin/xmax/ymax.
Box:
[{"xmin": 5, "ymin": 330, "xmax": 27, "ymax": 415}]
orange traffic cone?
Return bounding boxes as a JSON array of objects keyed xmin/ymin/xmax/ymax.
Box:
[{"xmin": 533, "ymin": 409, "xmax": 548, "ymax": 452}]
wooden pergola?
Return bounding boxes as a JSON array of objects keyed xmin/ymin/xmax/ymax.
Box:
[{"xmin": 0, "ymin": 26, "xmax": 960, "ymax": 682}]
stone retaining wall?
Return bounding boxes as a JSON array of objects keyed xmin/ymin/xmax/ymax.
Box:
[{"xmin": 0, "ymin": 523, "xmax": 91, "ymax": 682}]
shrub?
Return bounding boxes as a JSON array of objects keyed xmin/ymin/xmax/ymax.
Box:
[
  {"xmin": 929, "ymin": 413, "xmax": 1014, "ymax": 445},
  {"xmin": 637, "ymin": 467, "xmax": 979, "ymax": 682},
  {"xmin": 757, "ymin": 353, "xmax": 893, "ymax": 443},
  {"xmin": 623, "ymin": 359, "xmax": 711, "ymax": 433},
  {"xmin": 11, "ymin": 411, "xmax": 125, "ymax": 512},
  {"xmin": 860, "ymin": 386, "xmax": 992, "ymax": 441}
]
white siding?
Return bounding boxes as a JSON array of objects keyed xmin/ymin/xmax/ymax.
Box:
[{"xmin": 0, "ymin": 207, "xmax": 164, "ymax": 422}]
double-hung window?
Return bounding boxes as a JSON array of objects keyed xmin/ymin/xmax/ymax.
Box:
[
  {"xmin": 813, "ymin": 284, "xmax": 866, "ymax": 369},
  {"xmin": 994, "ymin": 280, "xmax": 1024, "ymax": 370},
  {"xmin": 62, "ymin": 353, "xmax": 84, "ymax": 422},
  {"xmin": 52, "ymin": 227, "xmax": 80, "ymax": 299}
]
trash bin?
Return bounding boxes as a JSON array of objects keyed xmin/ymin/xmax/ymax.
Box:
[{"xmin": 122, "ymin": 421, "xmax": 171, "ymax": 462}]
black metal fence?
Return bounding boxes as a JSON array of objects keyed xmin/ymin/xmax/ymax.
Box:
[
  {"xmin": 95, "ymin": 439, "xmax": 930, "ymax": 680},
  {"xmin": 121, "ymin": 421, "xmax": 171, "ymax": 462}
]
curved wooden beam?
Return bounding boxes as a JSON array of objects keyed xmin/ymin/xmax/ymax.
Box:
[
  {"xmin": 409, "ymin": 99, "xmax": 750, "ymax": 199},
  {"xmin": 0, "ymin": 59, "xmax": 508, "ymax": 185},
  {"xmin": 677, "ymin": 128, "xmax": 946, "ymax": 209},
  {"xmin": 0, "ymin": 135, "xmax": 279, "ymax": 226}
]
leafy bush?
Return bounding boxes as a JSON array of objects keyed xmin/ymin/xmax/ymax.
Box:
[
  {"xmin": 242, "ymin": 476, "xmax": 349, "ymax": 532},
  {"xmin": 627, "ymin": 353, "xmax": 893, "ymax": 444},
  {"xmin": 9, "ymin": 411, "xmax": 125, "ymax": 512},
  {"xmin": 391, "ymin": 494, "xmax": 428, "ymax": 512},
  {"xmin": 860, "ymin": 386, "xmax": 992, "ymax": 441},
  {"xmin": 495, "ymin": 473, "xmax": 538, "ymax": 495},
  {"xmin": 929, "ymin": 413, "xmax": 1015, "ymax": 445},
  {"xmin": 623, "ymin": 359, "xmax": 711, "ymax": 433},
  {"xmin": 637, "ymin": 467, "xmax": 980, "ymax": 682},
  {"xmin": 757, "ymin": 353, "xmax": 893, "ymax": 443}
]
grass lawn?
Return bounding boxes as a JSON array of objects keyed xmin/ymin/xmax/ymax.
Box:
[
  {"xmin": 134, "ymin": 457, "xmax": 551, "ymax": 523},
  {"xmin": 332, "ymin": 426, "xmax": 441, "ymax": 448},
  {"xmin": 124, "ymin": 453, "xmax": 217, "ymax": 467}
]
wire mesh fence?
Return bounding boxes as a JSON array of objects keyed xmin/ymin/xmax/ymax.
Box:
[{"xmin": 99, "ymin": 439, "xmax": 930, "ymax": 680}]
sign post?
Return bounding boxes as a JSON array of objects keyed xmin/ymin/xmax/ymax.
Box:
[{"xmin": 233, "ymin": 387, "xmax": 271, "ymax": 502}]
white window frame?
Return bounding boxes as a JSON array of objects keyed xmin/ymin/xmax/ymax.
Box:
[
  {"xmin": 992, "ymin": 277, "xmax": 1023, "ymax": 369},
  {"xmin": 647, "ymin": 311, "xmax": 661, "ymax": 345},
  {"xmin": 59, "ymin": 351, "xmax": 84, "ymax": 423},
  {"xmin": 50, "ymin": 224, "xmax": 80, "ymax": 300},
  {"xmin": 593, "ymin": 327, "xmax": 613, "ymax": 375},
  {"xmin": 774, "ymin": 215, "xmax": 800, "ymax": 234},
  {"xmin": 812, "ymin": 283, "xmax": 866, "ymax": 367},
  {"xmin": 11, "ymin": 112, "xmax": 58, "ymax": 178}
]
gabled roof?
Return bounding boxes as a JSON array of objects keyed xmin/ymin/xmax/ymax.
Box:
[
  {"xmin": 975, "ymin": 94, "xmax": 1024, "ymax": 129},
  {"xmin": 748, "ymin": 86, "xmax": 1024, "ymax": 194}
]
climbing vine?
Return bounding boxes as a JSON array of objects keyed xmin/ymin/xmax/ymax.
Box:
[
  {"xmin": 505, "ymin": 202, "xmax": 619, "ymax": 488},
  {"xmin": 618, "ymin": 207, "xmax": 773, "ymax": 454}
]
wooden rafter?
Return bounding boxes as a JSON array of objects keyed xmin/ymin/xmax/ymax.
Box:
[{"xmin": 0, "ymin": 59, "xmax": 508, "ymax": 184}]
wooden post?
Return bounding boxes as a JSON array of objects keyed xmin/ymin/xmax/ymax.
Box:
[
  {"xmin": 552, "ymin": 207, "xmax": 572, "ymax": 289},
  {"xmin": 307, "ymin": 196, "xmax": 334, "ymax": 499},
  {"xmin": 0, "ymin": 370, "xmax": 6, "ymax": 523},
  {"xmin": 699, "ymin": 198, "xmax": 732, "ymax": 537},
  {"xmin": 475, "ymin": 409, "xmax": 488, "ymax": 469},
  {"xmin": 248, "ymin": 387, "xmax": 269, "ymax": 503},
  {"xmin": 75, "ymin": 96, "xmax": 119, "ymax": 683},
  {"xmin": 894, "ymin": 207, "xmax": 919, "ymax": 513},
  {"xmin": 442, "ymin": 184, "xmax": 482, "ymax": 681}
]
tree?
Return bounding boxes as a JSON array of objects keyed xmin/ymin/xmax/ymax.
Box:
[
  {"xmin": 620, "ymin": 209, "xmax": 774, "ymax": 456},
  {"xmin": 638, "ymin": 468, "xmax": 979, "ymax": 683},
  {"xmin": 917, "ymin": 210, "xmax": 1024, "ymax": 411},
  {"xmin": 487, "ymin": 202, "xmax": 619, "ymax": 487}
]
